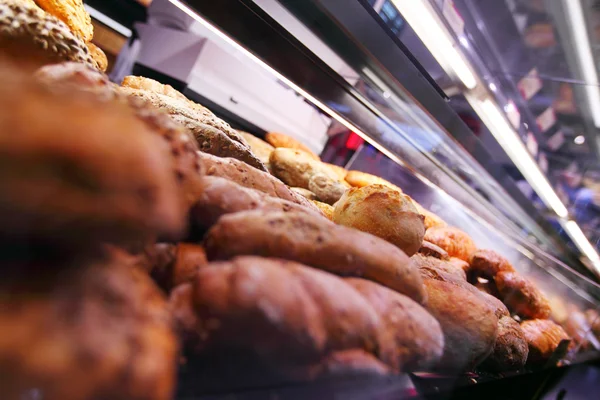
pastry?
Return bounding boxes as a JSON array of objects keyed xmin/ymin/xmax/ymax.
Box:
[
  {"xmin": 423, "ymin": 226, "xmax": 476, "ymax": 261},
  {"xmin": 310, "ymin": 199, "xmax": 334, "ymax": 220},
  {"xmin": 170, "ymin": 257, "xmax": 392, "ymax": 381},
  {"xmin": 345, "ymin": 170, "xmax": 403, "ymax": 193},
  {"xmin": 412, "ymin": 253, "xmax": 467, "ymax": 282},
  {"xmin": 334, "ymin": 184, "xmax": 425, "ymax": 256},
  {"xmin": 520, "ymin": 319, "xmax": 570, "ymax": 366},
  {"xmin": 0, "ymin": 1, "xmax": 95, "ymax": 69},
  {"xmin": 345, "ymin": 278, "xmax": 444, "ymax": 371},
  {"xmin": 197, "ymin": 151, "xmax": 318, "ymax": 210},
  {"xmin": 469, "ymin": 249, "xmax": 516, "ymax": 279},
  {"xmin": 34, "ymin": 0, "xmax": 93, "ymax": 41},
  {"xmin": 204, "ymin": 210, "xmax": 426, "ymax": 303},
  {"xmin": 482, "ymin": 316, "xmax": 528, "ymax": 372},
  {"xmin": 495, "ymin": 271, "xmax": 551, "ymax": 319},
  {"xmin": 238, "ymin": 131, "xmax": 274, "ymax": 166},
  {"xmin": 270, "ymin": 148, "xmax": 347, "ymax": 204},
  {"xmin": 188, "ymin": 176, "xmax": 325, "ymax": 232},
  {"xmin": 265, "ymin": 131, "xmax": 319, "ymax": 159},
  {"xmin": 0, "ymin": 261, "xmax": 177, "ymax": 400},
  {"xmin": 86, "ymin": 42, "xmax": 107, "ymax": 72},
  {"xmin": 0, "ymin": 64, "xmax": 184, "ymax": 251}
]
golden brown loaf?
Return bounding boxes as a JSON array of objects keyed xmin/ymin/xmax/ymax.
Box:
[
  {"xmin": 188, "ymin": 176, "xmax": 325, "ymax": 231},
  {"xmin": 196, "ymin": 151, "xmax": 319, "ymax": 211},
  {"xmin": 265, "ymin": 131, "xmax": 319, "ymax": 159},
  {"xmin": 412, "ymin": 201, "xmax": 448, "ymax": 229},
  {"xmin": 122, "ymin": 75, "xmax": 189, "ymax": 102},
  {"xmin": 291, "ymin": 187, "xmax": 318, "ymax": 201},
  {"xmin": 270, "ymin": 148, "xmax": 347, "ymax": 204},
  {"xmin": 424, "ymin": 226, "xmax": 476, "ymax": 261},
  {"xmin": 334, "ymin": 184, "xmax": 425, "ymax": 256},
  {"xmin": 324, "ymin": 162, "xmax": 348, "ymax": 182},
  {"xmin": 34, "ymin": 0, "xmax": 94, "ymax": 41},
  {"xmin": 0, "ymin": 261, "xmax": 178, "ymax": 400},
  {"xmin": 482, "ymin": 316, "xmax": 528, "ymax": 372},
  {"xmin": 345, "ymin": 170, "xmax": 403, "ymax": 193},
  {"xmin": 469, "ymin": 249, "xmax": 516, "ymax": 279},
  {"xmin": 204, "ymin": 210, "xmax": 426, "ymax": 303},
  {"xmin": 495, "ymin": 271, "xmax": 551, "ymax": 319},
  {"xmin": 0, "ymin": 1, "xmax": 95, "ymax": 69},
  {"xmin": 170, "ymin": 257, "xmax": 392, "ymax": 381},
  {"xmin": 85, "ymin": 42, "xmax": 107, "ymax": 72},
  {"xmin": 520, "ymin": 319, "xmax": 570, "ymax": 366},
  {"xmin": 345, "ymin": 278, "xmax": 444, "ymax": 372},
  {"xmin": 310, "ymin": 199, "xmax": 334, "ymax": 220},
  {"xmin": 238, "ymin": 131, "xmax": 274, "ymax": 166},
  {"xmin": 0, "ymin": 64, "xmax": 184, "ymax": 250}
]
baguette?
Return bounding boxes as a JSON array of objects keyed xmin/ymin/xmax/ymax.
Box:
[
  {"xmin": 188, "ymin": 176, "xmax": 325, "ymax": 231},
  {"xmin": 197, "ymin": 151, "xmax": 318, "ymax": 211},
  {"xmin": 204, "ymin": 210, "xmax": 426, "ymax": 303}
]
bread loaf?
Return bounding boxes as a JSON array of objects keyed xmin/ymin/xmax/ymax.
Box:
[
  {"xmin": 34, "ymin": 0, "xmax": 93, "ymax": 41},
  {"xmin": 424, "ymin": 226, "xmax": 476, "ymax": 261},
  {"xmin": 265, "ymin": 131, "xmax": 319, "ymax": 159},
  {"xmin": 310, "ymin": 199, "xmax": 334, "ymax": 220},
  {"xmin": 345, "ymin": 278, "xmax": 444, "ymax": 371},
  {"xmin": 469, "ymin": 249, "xmax": 516, "ymax": 279},
  {"xmin": 0, "ymin": 260, "xmax": 177, "ymax": 400},
  {"xmin": 495, "ymin": 271, "xmax": 551, "ymax": 319},
  {"xmin": 170, "ymin": 257, "xmax": 392, "ymax": 381},
  {"xmin": 334, "ymin": 184, "xmax": 425, "ymax": 256},
  {"xmin": 520, "ymin": 319, "xmax": 570, "ymax": 366},
  {"xmin": 291, "ymin": 187, "xmax": 318, "ymax": 201},
  {"xmin": 345, "ymin": 170, "xmax": 403, "ymax": 193},
  {"xmin": 412, "ymin": 201, "xmax": 448, "ymax": 229},
  {"xmin": 418, "ymin": 241, "xmax": 449, "ymax": 260},
  {"xmin": 482, "ymin": 316, "xmax": 528, "ymax": 372},
  {"xmin": 238, "ymin": 131, "xmax": 274, "ymax": 167},
  {"xmin": 188, "ymin": 176, "xmax": 325, "ymax": 231},
  {"xmin": 324, "ymin": 163, "xmax": 348, "ymax": 182},
  {"xmin": 197, "ymin": 151, "xmax": 319, "ymax": 211},
  {"xmin": 122, "ymin": 75, "xmax": 189, "ymax": 102},
  {"xmin": 270, "ymin": 148, "xmax": 347, "ymax": 204},
  {"xmin": 412, "ymin": 254, "xmax": 467, "ymax": 282},
  {"xmin": 204, "ymin": 210, "xmax": 426, "ymax": 303}
]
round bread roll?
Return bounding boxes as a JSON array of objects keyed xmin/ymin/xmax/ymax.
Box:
[
  {"xmin": 86, "ymin": 42, "xmax": 108, "ymax": 72},
  {"xmin": 482, "ymin": 316, "xmax": 528, "ymax": 372},
  {"xmin": 0, "ymin": 1, "xmax": 95, "ymax": 69},
  {"xmin": 265, "ymin": 131, "xmax": 319, "ymax": 159},
  {"xmin": 310, "ymin": 199, "xmax": 334, "ymax": 220},
  {"xmin": 34, "ymin": 0, "xmax": 94, "ymax": 42},
  {"xmin": 345, "ymin": 170, "xmax": 403, "ymax": 193},
  {"xmin": 423, "ymin": 226, "xmax": 476, "ymax": 261},
  {"xmin": 334, "ymin": 184, "xmax": 425, "ymax": 257}
]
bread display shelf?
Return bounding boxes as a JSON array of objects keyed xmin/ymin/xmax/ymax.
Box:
[{"xmin": 2, "ymin": 1, "xmax": 600, "ymax": 399}]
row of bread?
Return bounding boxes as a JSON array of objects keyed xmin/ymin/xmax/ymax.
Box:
[{"xmin": 0, "ymin": 1, "xmax": 583, "ymax": 398}]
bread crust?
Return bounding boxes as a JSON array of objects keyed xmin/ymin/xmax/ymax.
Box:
[
  {"xmin": 482, "ymin": 316, "xmax": 528, "ymax": 372},
  {"xmin": 204, "ymin": 210, "xmax": 426, "ymax": 303},
  {"xmin": 334, "ymin": 184, "xmax": 425, "ymax": 256},
  {"xmin": 495, "ymin": 271, "xmax": 551, "ymax": 319},
  {"xmin": 469, "ymin": 249, "xmax": 516, "ymax": 279},
  {"xmin": 238, "ymin": 131, "xmax": 274, "ymax": 166},
  {"xmin": 520, "ymin": 319, "xmax": 569, "ymax": 366},
  {"xmin": 424, "ymin": 226, "xmax": 476, "ymax": 261},
  {"xmin": 310, "ymin": 199, "xmax": 334, "ymax": 220},
  {"xmin": 265, "ymin": 131, "xmax": 319, "ymax": 159},
  {"xmin": 86, "ymin": 42, "xmax": 107, "ymax": 71},
  {"xmin": 35, "ymin": 0, "xmax": 94, "ymax": 41}
]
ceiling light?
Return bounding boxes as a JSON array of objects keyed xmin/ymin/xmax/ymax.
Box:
[
  {"xmin": 489, "ymin": 82, "xmax": 497, "ymax": 92},
  {"xmin": 470, "ymin": 96, "xmax": 569, "ymax": 218},
  {"xmin": 562, "ymin": 220, "xmax": 600, "ymax": 275},
  {"xmin": 563, "ymin": 0, "xmax": 600, "ymax": 128},
  {"xmin": 574, "ymin": 135, "xmax": 586, "ymax": 145},
  {"xmin": 391, "ymin": 0, "xmax": 477, "ymax": 89}
]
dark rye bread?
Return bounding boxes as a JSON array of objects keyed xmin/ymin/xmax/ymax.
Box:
[
  {"xmin": 188, "ymin": 176, "xmax": 325, "ymax": 231},
  {"xmin": 345, "ymin": 278, "xmax": 443, "ymax": 372},
  {"xmin": 204, "ymin": 210, "xmax": 426, "ymax": 303},
  {"xmin": 197, "ymin": 151, "xmax": 319, "ymax": 211}
]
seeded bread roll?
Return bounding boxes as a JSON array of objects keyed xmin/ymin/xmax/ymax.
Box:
[
  {"xmin": 270, "ymin": 148, "xmax": 348, "ymax": 204},
  {"xmin": 495, "ymin": 271, "xmax": 551, "ymax": 319},
  {"xmin": 520, "ymin": 319, "xmax": 570, "ymax": 366},
  {"xmin": 170, "ymin": 257, "xmax": 392, "ymax": 381},
  {"xmin": 0, "ymin": 261, "xmax": 177, "ymax": 400},
  {"xmin": 34, "ymin": 0, "xmax": 93, "ymax": 41},
  {"xmin": 197, "ymin": 151, "xmax": 318, "ymax": 211},
  {"xmin": 345, "ymin": 278, "xmax": 444, "ymax": 371},
  {"xmin": 86, "ymin": 42, "xmax": 107, "ymax": 72},
  {"xmin": 265, "ymin": 131, "xmax": 319, "ymax": 159},
  {"xmin": 482, "ymin": 316, "xmax": 528, "ymax": 372},
  {"xmin": 0, "ymin": 1, "xmax": 95, "ymax": 69},
  {"xmin": 334, "ymin": 184, "xmax": 425, "ymax": 256},
  {"xmin": 204, "ymin": 210, "xmax": 426, "ymax": 303},
  {"xmin": 424, "ymin": 226, "xmax": 476, "ymax": 262},
  {"xmin": 239, "ymin": 131, "xmax": 274, "ymax": 167},
  {"xmin": 0, "ymin": 63, "xmax": 184, "ymax": 251},
  {"xmin": 188, "ymin": 176, "xmax": 325, "ymax": 231}
]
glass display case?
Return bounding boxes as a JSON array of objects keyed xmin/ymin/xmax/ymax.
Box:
[{"xmin": 4, "ymin": 0, "xmax": 600, "ymax": 398}]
